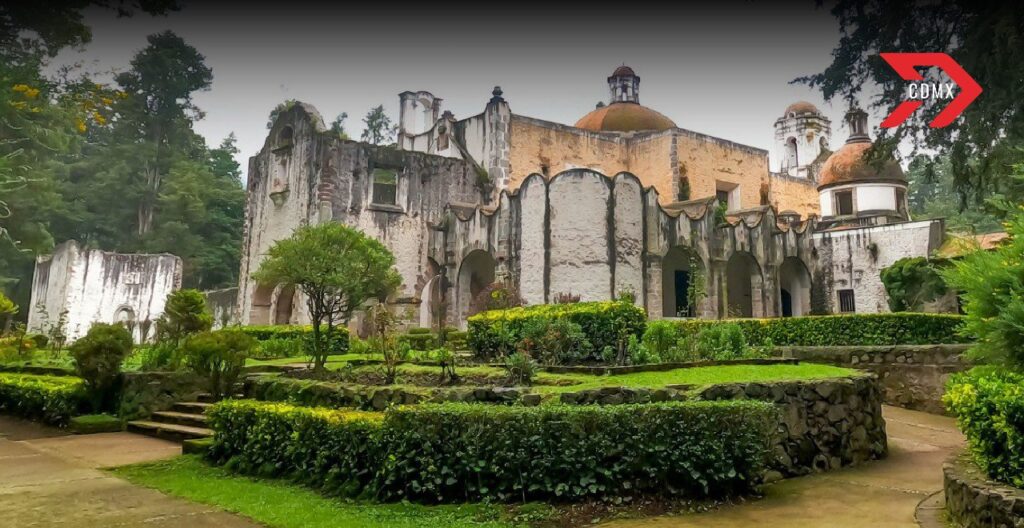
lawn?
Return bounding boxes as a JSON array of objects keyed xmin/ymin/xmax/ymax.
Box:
[
  {"xmin": 245, "ymin": 353, "xmax": 378, "ymax": 367},
  {"xmin": 112, "ymin": 456, "xmax": 551, "ymax": 528}
]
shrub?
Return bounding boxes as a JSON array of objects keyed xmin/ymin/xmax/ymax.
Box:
[
  {"xmin": 503, "ymin": 351, "xmax": 536, "ymax": 385},
  {"xmin": 397, "ymin": 331, "xmax": 435, "ymax": 351},
  {"xmin": 238, "ymin": 325, "xmax": 350, "ymax": 354},
  {"xmin": 207, "ymin": 399, "xmax": 776, "ymax": 502},
  {"xmin": 517, "ymin": 317, "xmax": 591, "ymax": 365},
  {"xmin": 671, "ymin": 313, "xmax": 968, "ymax": 347},
  {"xmin": 880, "ymin": 257, "xmax": 949, "ymax": 312},
  {"xmin": 945, "ymin": 368, "xmax": 1024, "ymax": 487},
  {"xmin": 156, "ymin": 289, "xmax": 213, "ymax": 345},
  {"xmin": 0, "ymin": 373, "xmax": 84, "ymax": 425},
  {"xmin": 69, "ymin": 323, "xmax": 133, "ymax": 412},
  {"xmin": 251, "ymin": 337, "xmax": 303, "ymax": 360},
  {"xmin": 941, "ymin": 212, "xmax": 1024, "ymax": 366},
  {"xmin": 181, "ymin": 329, "xmax": 254, "ymax": 400},
  {"xmin": 468, "ymin": 301, "xmax": 646, "ymax": 361},
  {"xmin": 692, "ymin": 323, "xmax": 748, "ymax": 360},
  {"xmin": 468, "ymin": 282, "xmax": 524, "ymax": 316}
]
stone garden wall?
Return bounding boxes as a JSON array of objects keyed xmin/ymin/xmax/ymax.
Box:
[
  {"xmin": 776, "ymin": 344, "xmax": 971, "ymax": 414},
  {"xmin": 944, "ymin": 454, "xmax": 1024, "ymax": 528},
  {"xmin": 697, "ymin": 374, "xmax": 887, "ymax": 478}
]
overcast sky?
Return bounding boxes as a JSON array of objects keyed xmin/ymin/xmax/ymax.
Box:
[{"xmin": 54, "ymin": 1, "xmax": 877, "ymax": 179}]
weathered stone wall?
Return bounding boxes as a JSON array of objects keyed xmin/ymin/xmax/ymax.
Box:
[
  {"xmin": 698, "ymin": 374, "xmax": 888, "ymax": 478},
  {"xmin": 204, "ymin": 287, "xmax": 238, "ymax": 329},
  {"xmin": 811, "ymin": 219, "xmax": 945, "ymax": 314},
  {"xmin": 766, "ymin": 172, "xmax": 820, "ymax": 218},
  {"xmin": 777, "ymin": 344, "xmax": 971, "ymax": 414},
  {"xmin": 507, "ymin": 116, "xmax": 628, "ymax": 191},
  {"xmin": 28, "ymin": 240, "xmax": 182, "ymax": 343},
  {"xmin": 547, "ymin": 172, "xmax": 613, "ymax": 301},
  {"xmin": 944, "ymin": 454, "xmax": 1024, "ymax": 528}
]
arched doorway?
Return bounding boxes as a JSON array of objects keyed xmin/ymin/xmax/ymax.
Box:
[
  {"xmin": 251, "ymin": 284, "xmax": 274, "ymax": 325},
  {"xmin": 457, "ymin": 250, "xmax": 496, "ymax": 325},
  {"xmin": 419, "ymin": 275, "xmax": 442, "ymax": 329},
  {"xmin": 779, "ymin": 257, "xmax": 812, "ymax": 317},
  {"xmin": 725, "ymin": 252, "xmax": 763, "ymax": 318},
  {"xmin": 662, "ymin": 246, "xmax": 704, "ymax": 318},
  {"xmin": 274, "ymin": 285, "xmax": 295, "ymax": 325}
]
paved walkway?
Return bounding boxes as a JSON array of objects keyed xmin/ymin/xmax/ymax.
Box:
[
  {"xmin": 0, "ymin": 415, "xmax": 259, "ymax": 527},
  {"xmin": 604, "ymin": 405, "xmax": 965, "ymax": 528}
]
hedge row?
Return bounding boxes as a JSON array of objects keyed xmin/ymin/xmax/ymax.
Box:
[
  {"xmin": 0, "ymin": 373, "xmax": 85, "ymax": 425},
  {"xmin": 672, "ymin": 313, "xmax": 969, "ymax": 347},
  {"xmin": 945, "ymin": 369, "xmax": 1024, "ymax": 488},
  {"xmin": 397, "ymin": 329, "xmax": 469, "ymax": 352},
  {"xmin": 238, "ymin": 325, "xmax": 349, "ymax": 351},
  {"xmin": 467, "ymin": 301, "xmax": 647, "ymax": 359},
  {"xmin": 208, "ymin": 398, "xmax": 775, "ymax": 502}
]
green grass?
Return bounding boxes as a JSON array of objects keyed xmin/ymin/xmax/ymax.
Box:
[
  {"xmin": 531, "ymin": 363, "xmax": 856, "ymax": 394},
  {"xmin": 246, "ymin": 353, "xmax": 379, "ymax": 367},
  {"xmin": 112, "ymin": 456, "xmax": 550, "ymax": 528}
]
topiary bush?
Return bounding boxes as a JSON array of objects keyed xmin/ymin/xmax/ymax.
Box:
[
  {"xmin": 70, "ymin": 323, "xmax": 133, "ymax": 412},
  {"xmin": 945, "ymin": 368, "xmax": 1024, "ymax": 487},
  {"xmin": 468, "ymin": 301, "xmax": 646, "ymax": 361},
  {"xmin": 0, "ymin": 373, "xmax": 84, "ymax": 425},
  {"xmin": 207, "ymin": 399, "xmax": 776, "ymax": 503},
  {"xmin": 672, "ymin": 313, "xmax": 968, "ymax": 347},
  {"xmin": 181, "ymin": 329, "xmax": 254, "ymax": 400},
  {"xmin": 156, "ymin": 289, "xmax": 213, "ymax": 345}
]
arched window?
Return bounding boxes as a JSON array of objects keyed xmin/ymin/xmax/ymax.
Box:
[
  {"xmin": 278, "ymin": 126, "xmax": 294, "ymax": 147},
  {"xmin": 784, "ymin": 137, "xmax": 798, "ymax": 169}
]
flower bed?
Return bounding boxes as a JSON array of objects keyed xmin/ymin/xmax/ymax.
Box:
[
  {"xmin": 208, "ymin": 399, "xmax": 775, "ymax": 502},
  {"xmin": 0, "ymin": 372, "xmax": 85, "ymax": 425}
]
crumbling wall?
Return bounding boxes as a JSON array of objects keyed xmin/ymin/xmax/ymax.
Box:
[{"xmin": 28, "ymin": 240, "xmax": 182, "ymax": 343}]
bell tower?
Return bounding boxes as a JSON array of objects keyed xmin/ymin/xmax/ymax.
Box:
[{"xmin": 608, "ymin": 65, "xmax": 640, "ymax": 104}]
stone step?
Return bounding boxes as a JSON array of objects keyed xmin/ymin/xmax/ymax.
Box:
[
  {"xmin": 171, "ymin": 401, "xmax": 213, "ymax": 414},
  {"xmin": 127, "ymin": 420, "xmax": 213, "ymax": 443},
  {"xmin": 151, "ymin": 410, "xmax": 208, "ymax": 428}
]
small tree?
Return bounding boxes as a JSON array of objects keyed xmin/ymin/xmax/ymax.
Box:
[
  {"xmin": 361, "ymin": 104, "xmax": 396, "ymax": 145},
  {"xmin": 70, "ymin": 323, "xmax": 133, "ymax": 412},
  {"xmin": 181, "ymin": 329, "xmax": 253, "ymax": 400},
  {"xmin": 369, "ymin": 303, "xmax": 408, "ymax": 384},
  {"xmin": 156, "ymin": 289, "xmax": 213, "ymax": 345},
  {"xmin": 252, "ymin": 223, "xmax": 401, "ymax": 370},
  {"xmin": 0, "ymin": 292, "xmax": 16, "ymax": 334}
]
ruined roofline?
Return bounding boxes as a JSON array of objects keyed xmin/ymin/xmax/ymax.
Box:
[
  {"xmin": 39, "ymin": 240, "xmax": 183, "ymax": 263},
  {"xmin": 444, "ymin": 168, "xmax": 809, "ymax": 232}
]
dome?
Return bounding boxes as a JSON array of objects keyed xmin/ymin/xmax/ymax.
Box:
[
  {"xmin": 817, "ymin": 141, "xmax": 905, "ymax": 189},
  {"xmin": 785, "ymin": 101, "xmax": 820, "ymax": 116},
  {"xmin": 611, "ymin": 65, "xmax": 636, "ymax": 77},
  {"xmin": 575, "ymin": 102, "xmax": 676, "ymax": 132}
]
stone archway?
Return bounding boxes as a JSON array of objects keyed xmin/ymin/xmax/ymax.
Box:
[
  {"xmin": 662, "ymin": 246, "xmax": 705, "ymax": 318},
  {"xmin": 725, "ymin": 251, "xmax": 764, "ymax": 318},
  {"xmin": 274, "ymin": 285, "xmax": 296, "ymax": 325},
  {"xmin": 419, "ymin": 275, "xmax": 442, "ymax": 329},
  {"xmin": 457, "ymin": 250, "xmax": 496, "ymax": 326},
  {"xmin": 779, "ymin": 257, "xmax": 812, "ymax": 317},
  {"xmin": 251, "ymin": 284, "xmax": 274, "ymax": 325}
]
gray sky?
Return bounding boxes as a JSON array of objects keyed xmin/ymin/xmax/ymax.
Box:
[{"xmin": 54, "ymin": 2, "xmax": 877, "ymax": 179}]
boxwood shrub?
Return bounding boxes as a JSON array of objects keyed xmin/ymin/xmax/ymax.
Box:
[
  {"xmin": 208, "ymin": 398, "xmax": 775, "ymax": 502},
  {"xmin": 468, "ymin": 301, "xmax": 647, "ymax": 360},
  {"xmin": 239, "ymin": 325, "xmax": 349, "ymax": 352},
  {"xmin": 945, "ymin": 368, "xmax": 1024, "ymax": 488},
  {"xmin": 0, "ymin": 373, "xmax": 85, "ymax": 425},
  {"xmin": 673, "ymin": 313, "xmax": 968, "ymax": 347}
]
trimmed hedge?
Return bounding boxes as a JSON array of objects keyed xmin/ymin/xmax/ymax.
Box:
[
  {"xmin": 945, "ymin": 369, "xmax": 1024, "ymax": 488},
  {"xmin": 239, "ymin": 325, "xmax": 349, "ymax": 352},
  {"xmin": 468, "ymin": 301, "xmax": 647, "ymax": 360},
  {"xmin": 673, "ymin": 313, "xmax": 969, "ymax": 347},
  {"xmin": 0, "ymin": 373, "xmax": 85, "ymax": 425},
  {"xmin": 208, "ymin": 398, "xmax": 775, "ymax": 502}
]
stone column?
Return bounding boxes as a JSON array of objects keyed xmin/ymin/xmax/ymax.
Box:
[{"xmin": 646, "ymin": 256, "xmax": 663, "ymax": 320}]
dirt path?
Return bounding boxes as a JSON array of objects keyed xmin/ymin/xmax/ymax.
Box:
[
  {"xmin": 0, "ymin": 415, "xmax": 259, "ymax": 528},
  {"xmin": 604, "ymin": 406, "xmax": 965, "ymax": 528}
]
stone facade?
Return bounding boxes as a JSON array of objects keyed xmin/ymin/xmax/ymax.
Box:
[
  {"xmin": 777, "ymin": 344, "xmax": 971, "ymax": 414},
  {"xmin": 204, "ymin": 287, "xmax": 239, "ymax": 329},
  {"xmin": 27, "ymin": 240, "xmax": 182, "ymax": 343},
  {"xmin": 944, "ymin": 454, "xmax": 1024, "ymax": 528}
]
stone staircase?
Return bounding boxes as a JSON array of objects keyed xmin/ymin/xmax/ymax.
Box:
[{"xmin": 127, "ymin": 400, "xmax": 213, "ymax": 443}]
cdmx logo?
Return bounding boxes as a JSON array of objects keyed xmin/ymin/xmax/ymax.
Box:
[{"xmin": 879, "ymin": 52, "xmax": 982, "ymax": 129}]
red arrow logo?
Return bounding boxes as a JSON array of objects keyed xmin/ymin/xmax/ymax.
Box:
[{"xmin": 879, "ymin": 52, "xmax": 982, "ymax": 128}]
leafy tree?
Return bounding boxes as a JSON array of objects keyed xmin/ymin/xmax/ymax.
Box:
[
  {"xmin": 0, "ymin": 291, "xmax": 17, "ymax": 332},
  {"xmin": 880, "ymin": 257, "xmax": 949, "ymax": 312},
  {"xmin": 360, "ymin": 104, "xmax": 396, "ymax": 145},
  {"xmin": 70, "ymin": 322, "xmax": 133, "ymax": 412},
  {"xmin": 905, "ymin": 156, "xmax": 1003, "ymax": 234},
  {"xmin": 798, "ymin": 1, "xmax": 1024, "ymax": 207},
  {"xmin": 941, "ymin": 204, "xmax": 1024, "ymax": 367},
  {"xmin": 156, "ymin": 289, "xmax": 213, "ymax": 345},
  {"xmin": 252, "ymin": 223, "xmax": 401, "ymax": 370},
  {"xmin": 329, "ymin": 112, "xmax": 349, "ymax": 140}
]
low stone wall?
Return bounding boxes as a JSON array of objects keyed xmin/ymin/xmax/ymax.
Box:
[
  {"xmin": 119, "ymin": 371, "xmax": 207, "ymax": 420},
  {"xmin": 775, "ymin": 344, "xmax": 971, "ymax": 414},
  {"xmin": 944, "ymin": 453, "xmax": 1024, "ymax": 528},
  {"xmin": 698, "ymin": 374, "xmax": 888, "ymax": 478}
]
